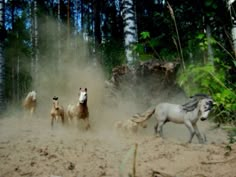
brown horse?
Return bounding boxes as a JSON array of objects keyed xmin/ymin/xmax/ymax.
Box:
[
  {"xmin": 22, "ymin": 91, "xmax": 37, "ymax": 117},
  {"xmin": 67, "ymin": 88, "xmax": 90, "ymax": 130},
  {"xmin": 50, "ymin": 96, "xmax": 65, "ymax": 128}
]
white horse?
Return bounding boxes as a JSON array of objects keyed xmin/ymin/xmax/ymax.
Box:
[
  {"xmin": 23, "ymin": 90, "xmax": 37, "ymax": 117},
  {"xmin": 154, "ymin": 94, "xmax": 214, "ymax": 143}
]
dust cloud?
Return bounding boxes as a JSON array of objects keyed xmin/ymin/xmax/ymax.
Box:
[
  {"xmin": 8, "ymin": 17, "xmax": 147, "ymax": 142},
  {"xmin": 1, "ymin": 17, "xmax": 228, "ymax": 145}
]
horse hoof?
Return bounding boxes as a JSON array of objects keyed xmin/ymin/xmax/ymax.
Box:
[{"xmin": 155, "ymin": 134, "xmax": 161, "ymax": 138}]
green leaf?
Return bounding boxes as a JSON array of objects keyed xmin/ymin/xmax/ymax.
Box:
[
  {"xmin": 140, "ymin": 31, "xmax": 150, "ymax": 40},
  {"xmin": 149, "ymin": 38, "xmax": 159, "ymax": 48},
  {"xmin": 233, "ymin": 60, "xmax": 236, "ymax": 67},
  {"xmin": 205, "ymin": 0, "xmax": 213, "ymax": 7},
  {"xmin": 196, "ymin": 33, "xmax": 205, "ymax": 40}
]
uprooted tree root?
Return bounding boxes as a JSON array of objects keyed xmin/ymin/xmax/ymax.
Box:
[
  {"xmin": 152, "ymin": 170, "xmax": 176, "ymax": 177},
  {"xmin": 201, "ymin": 156, "xmax": 236, "ymax": 165}
]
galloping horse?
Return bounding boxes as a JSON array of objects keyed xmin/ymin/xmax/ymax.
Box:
[
  {"xmin": 154, "ymin": 94, "xmax": 214, "ymax": 143},
  {"xmin": 67, "ymin": 88, "xmax": 90, "ymax": 130},
  {"xmin": 22, "ymin": 90, "xmax": 37, "ymax": 117},
  {"xmin": 50, "ymin": 96, "xmax": 65, "ymax": 128}
]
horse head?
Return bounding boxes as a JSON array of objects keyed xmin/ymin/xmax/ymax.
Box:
[
  {"xmin": 79, "ymin": 88, "xmax": 88, "ymax": 104},
  {"xmin": 29, "ymin": 91, "xmax": 37, "ymax": 101},
  {"xmin": 199, "ymin": 98, "xmax": 214, "ymax": 121},
  {"xmin": 52, "ymin": 96, "xmax": 60, "ymax": 110},
  {"xmin": 182, "ymin": 93, "xmax": 211, "ymax": 111}
]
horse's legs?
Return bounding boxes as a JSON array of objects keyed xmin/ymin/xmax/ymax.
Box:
[
  {"xmin": 33, "ymin": 107, "xmax": 36, "ymax": 115},
  {"xmin": 85, "ymin": 118, "xmax": 90, "ymax": 130},
  {"xmin": 61, "ymin": 113, "xmax": 65, "ymax": 124},
  {"xmin": 30, "ymin": 108, "xmax": 34, "ymax": 118},
  {"xmin": 67, "ymin": 111, "xmax": 73, "ymax": 124},
  {"xmin": 184, "ymin": 120, "xmax": 195, "ymax": 143},
  {"xmin": 51, "ymin": 116, "xmax": 55, "ymax": 128},
  {"xmin": 155, "ymin": 120, "xmax": 164, "ymax": 137},
  {"xmin": 158, "ymin": 121, "xmax": 165, "ymax": 137},
  {"xmin": 154, "ymin": 122, "xmax": 158, "ymax": 135},
  {"xmin": 193, "ymin": 123, "xmax": 204, "ymax": 144}
]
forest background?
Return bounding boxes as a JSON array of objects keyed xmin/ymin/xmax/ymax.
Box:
[{"xmin": 0, "ymin": 0, "xmax": 235, "ymax": 126}]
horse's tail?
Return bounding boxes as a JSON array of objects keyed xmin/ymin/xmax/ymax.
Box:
[
  {"xmin": 131, "ymin": 107, "xmax": 155, "ymax": 123},
  {"xmin": 67, "ymin": 104, "xmax": 75, "ymax": 120},
  {"xmin": 143, "ymin": 107, "xmax": 155, "ymax": 121}
]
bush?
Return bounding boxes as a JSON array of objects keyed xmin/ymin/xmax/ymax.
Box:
[{"xmin": 177, "ymin": 64, "xmax": 236, "ymax": 125}]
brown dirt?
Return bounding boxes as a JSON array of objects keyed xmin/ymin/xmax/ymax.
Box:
[{"xmin": 0, "ymin": 112, "xmax": 235, "ymax": 177}]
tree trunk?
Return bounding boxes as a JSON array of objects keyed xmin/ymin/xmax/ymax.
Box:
[
  {"xmin": 0, "ymin": 0, "xmax": 5, "ymax": 112},
  {"xmin": 228, "ymin": 0, "xmax": 236, "ymax": 57},
  {"xmin": 206, "ymin": 24, "xmax": 214, "ymax": 64},
  {"xmin": 81, "ymin": 0, "xmax": 84, "ymax": 32},
  {"xmin": 11, "ymin": 1, "xmax": 16, "ymax": 101},
  {"xmin": 121, "ymin": 0, "xmax": 138, "ymax": 66},
  {"xmin": 231, "ymin": 22, "xmax": 236, "ymax": 57},
  {"xmin": 32, "ymin": 0, "xmax": 39, "ymax": 87},
  {"xmin": 227, "ymin": 0, "xmax": 236, "ymax": 57},
  {"xmin": 16, "ymin": 55, "xmax": 20, "ymax": 101},
  {"xmin": 94, "ymin": 0, "xmax": 101, "ymax": 45},
  {"xmin": 57, "ymin": 0, "xmax": 61, "ymax": 69},
  {"xmin": 67, "ymin": 0, "xmax": 70, "ymax": 41}
]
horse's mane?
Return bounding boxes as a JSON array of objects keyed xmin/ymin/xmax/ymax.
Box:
[
  {"xmin": 23, "ymin": 91, "xmax": 37, "ymax": 108},
  {"xmin": 182, "ymin": 93, "xmax": 210, "ymax": 112},
  {"xmin": 190, "ymin": 93, "xmax": 209, "ymax": 99},
  {"xmin": 182, "ymin": 99, "xmax": 199, "ymax": 112}
]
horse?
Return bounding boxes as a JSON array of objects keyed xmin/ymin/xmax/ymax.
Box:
[
  {"xmin": 67, "ymin": 88, "xmax": 90, "ymax": 130},
  {"xmin": 154, "ymin": 94, "xmax": 214, "ymax": 143},
  {"xmin": 50, "ymin": 96, "xmax": 65, "ymax": 128},
  {"xmin": 22, "ymin": 90, "xmax": 37, "ymax": 117}
]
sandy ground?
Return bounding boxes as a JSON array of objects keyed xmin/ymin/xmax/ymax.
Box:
[{"xmin": 0, "ymin": 111, "xmax": 235, "ymax": 177}]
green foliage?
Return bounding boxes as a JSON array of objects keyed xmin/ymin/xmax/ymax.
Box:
[
  {"xmin": 227, "ymin": 127, "xmax": 236, "ymax": 144},
  {"xmin": 135, "ymin": 31, "xmax": 178, "ymax": 61},
  {"xmin": 233, "ymin": 61, "xmax": 236, "ymax": 67},
  {"xmin": 100, "ymin": 40, "xmax": 125, "ymax": 77},
  {"xmin": 222, "ymin": 126, "xmax": 236, "ymax": 146},
  {"xmin": 4, "ymin": 15, "xmax": 32, "ymax": 102},
  {"xmin": 224, "ymin": 144, "xmax": 232, "ymax": 156},
  {"xmin": 140, "ymin": 31, "xmax": 150, "ymax": 40},
  {"xmin": 177, "ymin": 63, "xmax": 236, "ymax": 124}
]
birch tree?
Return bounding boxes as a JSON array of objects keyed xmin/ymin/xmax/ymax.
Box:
[
  {"xmin": 228, "ymin": 0, "xmax": 236, "ymax": 58},
  {"xmin": 121, "ymin": 0, "xmax": 138, "ymax": 66},
  {"xmin": 0, "ymin": 0, "xmax": 5, "ymax": 112},
  {"xmin": 31, "ymin": 0, "xmax": 38, "ymax": 86}
]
